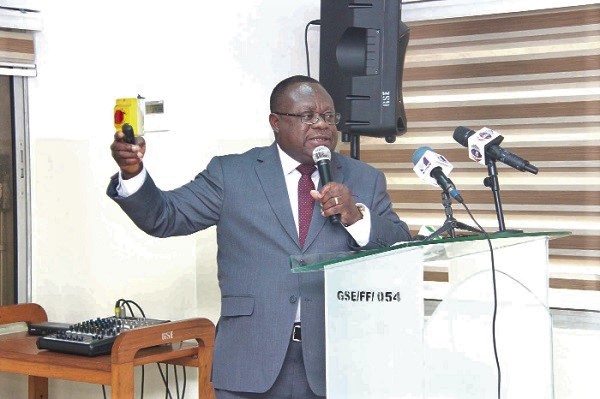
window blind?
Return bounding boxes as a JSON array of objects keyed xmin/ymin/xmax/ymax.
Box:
[
  {"xmin": 0, "ymin": 6, "xmax": 39, "ymax": 76},
  {"xmin": 339, "ymin": 4, "xmax": 600, "ymax": 305}
]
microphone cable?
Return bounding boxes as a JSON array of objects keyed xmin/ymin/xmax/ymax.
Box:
[
  {"xmin": 460, "ymin": 202, "xmax": 502, "ymax": 399},
  {"xmin": 304, "ymin": 19, "xmax": 320, "ymax": 77}
]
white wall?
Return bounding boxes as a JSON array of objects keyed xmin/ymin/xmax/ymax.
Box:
[
  {"xmin": 3, "ymin": 1, "xmax": 598, "ymax": 398},
  {"xmin": 4, "ymin": 1, "xmax": 320, "ymax": 397}
]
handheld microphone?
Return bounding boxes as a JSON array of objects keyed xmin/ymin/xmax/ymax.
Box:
[
  {"xmin": 312, "ymin": 146, "xmax": 341, "ymax": 224},
  {"xmin": 412, "ymin": 146, "xmax": 464, "ymax": 203},
  {"xmin": 453, "ymin": 126, "xmax": 538, "ymax": 174}
]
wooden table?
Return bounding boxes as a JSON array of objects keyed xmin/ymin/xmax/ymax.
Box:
[{"xmin": 0, "ymin": 303, "xmax": 216, "ymax": 399}]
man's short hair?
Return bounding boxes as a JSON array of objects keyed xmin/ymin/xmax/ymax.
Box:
[{"xmin": 270, "ymin": 75, "xmax": 321, "ymax": 112}]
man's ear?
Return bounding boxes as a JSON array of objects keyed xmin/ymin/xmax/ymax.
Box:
[{"xmin": 268, "ymin": 113, "xmax": 280, "ymax": 134}]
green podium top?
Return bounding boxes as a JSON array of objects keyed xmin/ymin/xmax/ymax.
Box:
[{"xmin": 290, "ymin": 231, "xmax": 571, "ymax": 273}]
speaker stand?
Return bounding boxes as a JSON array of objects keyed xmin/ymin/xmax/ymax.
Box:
[{"xmin": 342, "ymin": 132, "xmax": 361, "ymax": 160}]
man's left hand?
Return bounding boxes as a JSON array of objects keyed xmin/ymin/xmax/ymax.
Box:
[{"xmin": 310, "ymin": 182, "xmax": 363, "ymax": 226}]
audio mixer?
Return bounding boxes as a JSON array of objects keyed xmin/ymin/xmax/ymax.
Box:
[{"xmin": 36, "ymin": 316, "xmax": 168, "ymax": 356}]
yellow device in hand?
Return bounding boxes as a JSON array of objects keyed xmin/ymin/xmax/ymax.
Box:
[{"xmin": 114, "ymin": 97, "xmax": 144, "ymax": 144}]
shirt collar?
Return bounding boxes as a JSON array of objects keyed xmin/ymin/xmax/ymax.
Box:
[{"xmin": 276, "ymin": 144, "xmax": 304, "ymax": 176}]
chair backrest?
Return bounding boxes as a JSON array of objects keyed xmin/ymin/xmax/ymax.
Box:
[{"xmin": 0, "ymin": 303, "xmax": 47, "ymax": 325}]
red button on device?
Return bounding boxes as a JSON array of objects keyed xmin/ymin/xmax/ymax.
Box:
[{"xmin": 114, "ymin": 109, "xmax": 125, "ymax": 124}]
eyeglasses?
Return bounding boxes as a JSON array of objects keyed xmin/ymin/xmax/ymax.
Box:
[{"xmin": 272, "ymin": 111, "xmax": 341, "ymax": 125}]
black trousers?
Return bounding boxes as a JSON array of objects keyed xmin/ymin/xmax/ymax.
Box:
[{"xmin": 215, "ymin": 340, "xmax": 324, "ymax": 399}]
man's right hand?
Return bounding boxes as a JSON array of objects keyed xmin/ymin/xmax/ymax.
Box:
[{"xmin": 110, "ymin": 131, "xmax": 146, "ymax": 180}]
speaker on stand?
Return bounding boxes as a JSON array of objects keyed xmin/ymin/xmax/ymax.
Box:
[{"xmin": 319, "ymin": 0, "xmax": 410, "ymax": 159}]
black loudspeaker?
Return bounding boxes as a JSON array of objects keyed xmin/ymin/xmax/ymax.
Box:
[{"xmin": 319, "ymin": 0, "xmax": 410, "ymax": 142}]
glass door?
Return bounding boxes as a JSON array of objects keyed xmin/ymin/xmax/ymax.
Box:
[
  {"xmin": 0, "ymin": 75, "xmax": 15, "ymax": 304},
  {"xmin": 0, "ymin": 75, "xmax": 30, "ymax": 305}
]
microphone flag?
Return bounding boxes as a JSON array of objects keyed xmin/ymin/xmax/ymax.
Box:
[{"xmin": 466, "ymin": 127, "xmax": 504, "ymax": 166}]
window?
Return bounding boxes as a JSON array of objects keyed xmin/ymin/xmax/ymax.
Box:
[{"xmin": 0, "ymin": 75, "xmax": 30, "ymax": 305}]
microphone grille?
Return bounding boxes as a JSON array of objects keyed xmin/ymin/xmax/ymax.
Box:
[
  {"xmin": 412, "ymin": 146, "xmax": 432, "ymax": 165},
  {"xmin": 453, "ymin": 126, "xmax": 475, "ymax": 147},
  {"xmin": 312, "ymin": 145, "xmax": 331, "ymax": 163}
]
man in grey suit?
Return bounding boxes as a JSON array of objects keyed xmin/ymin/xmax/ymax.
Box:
[{"xmin": 108, "ymin": 75, "xmax": 411, "ymax": 398}]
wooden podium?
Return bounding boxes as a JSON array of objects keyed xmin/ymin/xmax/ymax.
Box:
[
  {"xmin": 0, "ymin": 303, "xmax": 216, "ymax": 399},
  {"xmin": 291, "ymin": 231, "xmax": 569, "ymax": 399}
]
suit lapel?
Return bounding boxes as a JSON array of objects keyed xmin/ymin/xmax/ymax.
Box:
[{"xmin": 255, "ymin": 144, "xmax": 300, "ymax": 247}]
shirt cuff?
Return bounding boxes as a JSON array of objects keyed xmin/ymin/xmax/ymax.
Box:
[
  {"xmin": 116, "ymin": 167, "xmax": 147, "ymax": 198},
  {"xmin": 343, "ymin": 203, "xmax": 370, "ymax": 247}
]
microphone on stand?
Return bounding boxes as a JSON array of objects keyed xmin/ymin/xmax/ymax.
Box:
[
  {"xmin": 412, "ymin": 146, "xmax": 483, "ymax": 239},
  {"xmin": 412, "ymin": 146, "xmax": 464, "ymax": 203},
  {"xmin": 312, "ymin": 146, "xmax": 341, "ymax": 224},
  {"xmin": 453, "ymin": 126, "xmax": 531, "ymax": 232},
  {"xmin": 453, "ymin": 126, "xmax": 538, "ymax": 174}
]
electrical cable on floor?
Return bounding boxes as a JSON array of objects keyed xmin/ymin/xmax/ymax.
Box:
[
  {"xmin": 174, "ymin": 365, "xmax": 180, "ymax": 398},
  {"xmin": 157, "ymin": 362, "xmax": 174, "ymax": 399}
]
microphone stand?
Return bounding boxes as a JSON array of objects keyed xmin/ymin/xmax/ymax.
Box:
[
  {"xmin": 423, "ymin": 191, "xmax": 483, "ymax": 241},
  {"xmin": 483, "ymin": 159, "xmax": 523, "ymax": 234},
  {"xmin": 483, "ymin": 159, "xmax": 506, "ymax": 231}
]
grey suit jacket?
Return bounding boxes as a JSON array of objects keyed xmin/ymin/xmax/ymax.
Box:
[{"xmin": 107, "ymin": 142, "xmax": 411, "ymax": 395}]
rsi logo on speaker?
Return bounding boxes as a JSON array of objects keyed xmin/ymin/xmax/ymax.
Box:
[{"xmin": 381, "ymin": 91, "xmax": 391, "ymax": 107}]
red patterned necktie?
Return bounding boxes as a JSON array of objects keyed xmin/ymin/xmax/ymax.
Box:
[{"xmin": 296, "ymin": 164, "xmax": 316, "ymax": 248}]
